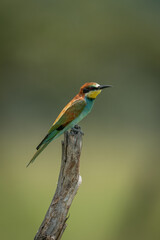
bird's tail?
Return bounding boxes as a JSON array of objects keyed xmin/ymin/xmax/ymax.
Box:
[{"xmin": 26, "ymin": 142, "xmax": 49, "ymax": 167}]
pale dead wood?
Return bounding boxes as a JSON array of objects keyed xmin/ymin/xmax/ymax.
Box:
[{"xmin": 34, "ymin": 127, "xmax": 83, "ymax": 240}]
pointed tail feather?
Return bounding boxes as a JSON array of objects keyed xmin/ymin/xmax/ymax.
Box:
[
  {"xmin": 36, "ymin": 133, "xmax": 49, "ymax": 150},
  {"xmin": 26, "ymin": 142, "xmax": 49, "ymax": 167}
]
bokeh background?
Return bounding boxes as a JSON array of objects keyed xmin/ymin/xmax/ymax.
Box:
[{"xmin": 1, "ymin": 0, "xmax": 160, "ymax": 239}]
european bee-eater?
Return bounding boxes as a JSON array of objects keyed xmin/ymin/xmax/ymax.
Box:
[{"xmin": 27, "ymin": 82, "xmax": 111, "ymax": 167}]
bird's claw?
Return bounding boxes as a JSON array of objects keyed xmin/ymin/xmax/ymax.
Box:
[{"xmin": 70, "ymin": 125, "xmax": 84, "ymax": 135}]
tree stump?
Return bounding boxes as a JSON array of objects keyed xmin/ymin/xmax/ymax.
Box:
[{"xmin": 34, "ymin": 127, "xmax": 83, "ymax": 240}]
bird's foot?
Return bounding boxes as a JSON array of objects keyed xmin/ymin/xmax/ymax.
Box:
[{"xmin": 70, "ymin": 125, "xmax": 84, "ymax": 135}]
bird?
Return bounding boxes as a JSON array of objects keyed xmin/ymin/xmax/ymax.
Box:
[{"xmin": 27, "ymin": 82, "xmax": 111, "ymax": 167}]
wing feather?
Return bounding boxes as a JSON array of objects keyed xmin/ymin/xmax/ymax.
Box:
[
  {"xmin": 48, "ymin": 97, "xmax": 86, "ymax": 134},
  {"xmin": 27, "ymin": 97, "xmax": 86, "ymax": 166},
  {"xmin": 36, "ymin": 97, "xmax": 86, "ymax": 149}
]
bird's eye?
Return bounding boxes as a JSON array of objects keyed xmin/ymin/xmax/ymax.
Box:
[
  {"xmin": 83, "ymin": 88, "xmax": 89, "ymax": 93},
  {"xmin": 83, "ymin": 86, "xmax": 97, "ymax": 93},
  {"xmin": 90, "ymin": 86, "xmax": 97, "ymax": 90}
]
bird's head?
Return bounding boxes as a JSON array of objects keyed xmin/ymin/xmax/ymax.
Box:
[{"xmin": 80, "ymin": 82, "xmax": 111, "ymax": 99}]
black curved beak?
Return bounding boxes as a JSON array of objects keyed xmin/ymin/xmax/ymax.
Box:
[{"xmin": 99, "ymin": 85, "xmax": 112, "ymax": 90}]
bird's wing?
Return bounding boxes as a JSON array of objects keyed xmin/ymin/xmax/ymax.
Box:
[
  {"xmin": 49, "ymin": 97, "xmax": 86, "ymax": 133},
  {"xmin": 27, "ymin": 97, "xmax": 86, "ymax": 167},
  {"xmin": 36, "ymin": 97, "xmax": 86, "ymax": 150}
]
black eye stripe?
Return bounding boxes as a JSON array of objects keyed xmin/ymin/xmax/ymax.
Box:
[{"xmin": 83, "ymin": 86, "xmax": 97, "ymax": 93}]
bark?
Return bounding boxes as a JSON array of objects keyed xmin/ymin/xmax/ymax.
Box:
[{"xmin": 34, "ymin": 127, "xmax": 83, "ymax": 240}]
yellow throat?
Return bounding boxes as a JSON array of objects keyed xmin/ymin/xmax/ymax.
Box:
[{"xmin": 86, "ymin": 90, "xmax": 102, "ymax": 99}]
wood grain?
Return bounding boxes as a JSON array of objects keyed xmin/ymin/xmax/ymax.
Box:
[{"xmin": 34, "ymin": 128, "xmax": 83, "ymax": 240}]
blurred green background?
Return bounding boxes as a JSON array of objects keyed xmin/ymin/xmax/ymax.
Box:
[{"xmin": 1, "ymin": 0, "xmax": 160, "ymax": 239}]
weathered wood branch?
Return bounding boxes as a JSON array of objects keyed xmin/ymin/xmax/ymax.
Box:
[{"xmin": 34, "ymin": 127, "xmax": 83, "ymax": 240}]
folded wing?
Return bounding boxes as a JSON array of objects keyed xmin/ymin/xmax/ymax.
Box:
[{"xmin": 38, "ymin": 97, "xmax": 86, "ymax": 149}]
